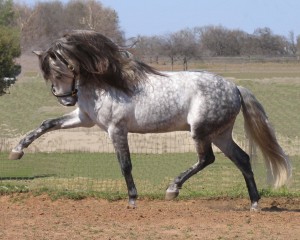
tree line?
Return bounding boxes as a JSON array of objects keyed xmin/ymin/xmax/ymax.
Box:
[
  {"xmin": 133, "ymin": 26, "xmax": 300, "ymax": 70},
  {"xmin": 1, "ymin": 0, "xmax": 300, "ymax": 94},
  {"xmin": 12, "ymin": 0, "xmax": 300, "ymax": 59}
]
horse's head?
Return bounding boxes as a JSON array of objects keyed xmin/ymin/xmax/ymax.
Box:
[
  {"xmin": 33, "ymin": 49, "xmax": 78, "ymax": 106},
  {"xmin": 34, "ymin": 30, "xmax": 164, "ymax": 102}
]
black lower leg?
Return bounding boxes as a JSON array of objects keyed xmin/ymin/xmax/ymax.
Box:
[
  {"xmin": 243, "ymin": 174, "xmax": 260, "ymax": 203},
  {"xmin": 124, "ymin": 174, "xmax": 138, "ymax": 201},
  {"xmin": 231, "ymin": 144, "xmax": 260, "ymax": 204},
  {"xmin": 117, "ymin": 152, "xmax": 137, "ymax": 203}
]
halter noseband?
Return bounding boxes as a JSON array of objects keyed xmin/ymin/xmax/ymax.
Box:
[
  {"xmin": 51, "ymin": 78, "xmax": 78, "ymax": 98},
  {"xmin": 51, "ymin": 51, "xmax": 78, "ymax": 98}
]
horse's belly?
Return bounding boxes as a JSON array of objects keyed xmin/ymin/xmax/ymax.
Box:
[
  {"xmin": 127, "ymin": 110, "xmax": 189, "ymax": 133},
  {"xmin": 128, "ymin": 122, "xmax": 189, "ymax": 134}
]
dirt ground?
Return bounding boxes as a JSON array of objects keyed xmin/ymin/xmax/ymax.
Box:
[{"xmin": 0, "ymin": 195, "xmax": 299, "ymax": 240}]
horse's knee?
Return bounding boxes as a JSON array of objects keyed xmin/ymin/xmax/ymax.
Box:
[{"xmin": 40, "ymin": 118, "xmax": 59, "ymax": 130}]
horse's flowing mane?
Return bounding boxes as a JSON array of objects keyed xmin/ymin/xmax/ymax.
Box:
[{"xmin": 40, "ymin": 30, "xmax": 164, "ymax": 94}]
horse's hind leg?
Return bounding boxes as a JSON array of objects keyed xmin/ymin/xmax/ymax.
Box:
[
  {"xmin": 166, "ymin": 139, "xmax": 215, "ymax": 200},
  {"xmin": 213, "ymin": 128, "xmax": 260, "ymax": 211}
]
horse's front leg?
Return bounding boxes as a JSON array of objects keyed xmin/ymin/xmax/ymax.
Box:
[
  {"xmin": 108, "ymin": 126, "xmax": 137, "ymax": 208},
  {"xmin": 9, "ymin": 108, "xmax": 94, "ymax": 160}
]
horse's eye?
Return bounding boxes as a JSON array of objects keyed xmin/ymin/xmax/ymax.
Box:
[{"xmin": 55, "ymin": 74, "xmax": 62, "ymax": 80}]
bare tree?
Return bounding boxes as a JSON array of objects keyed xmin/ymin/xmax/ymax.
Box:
[
  {"xmin": 20, "ymin": 1, "xmax": 65, "ymax": 51},
  {"xmin": 65, "ymin": 0, "xmax": 123, "ymax": 42},
  {"xmin": 239, "ymin": 33, "xmax": 261, "ymax": 56},
  {"xmin": 160, "ymin": 33, "xmax": 178, "ymax": 71},
  {"xmin": 133, "ymin": 35, "xmax": 164, "ymax": 63},
  {"xmin": 199, "ymin": 25, "xmax": 242, "ymax": 56},
  {"xmin": 64, "ymin": 0, "xmax": 88, "ymax": 31},
  {"xmin": 158, "ymin": 29, "xmax": 200, "ymax": 71},
  {"xmin": 18, "ymin": 0, "xmax": 124, "ymax": 51},
  {"xmin": 86, "ymin": 0, "xmax": 123, "ymax": 42},
  {"xmin": 172, "ymin": 28, "xmax": 199, "ymax": 70},
  {"xmin": 288, "ymin": 31, "xmax": 297, "ymax": 56},
  {"xmin": 297, "ymin": 35, "xmax": 300, "ymax": 59},
  {"xmin": 253, "ymin": 27, "xmax": 288, "ymax": 56}
]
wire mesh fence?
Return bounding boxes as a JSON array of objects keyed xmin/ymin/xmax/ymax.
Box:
[{"xmin": 0, "ymin": 119, "xmax": 299, "ymax": 197}]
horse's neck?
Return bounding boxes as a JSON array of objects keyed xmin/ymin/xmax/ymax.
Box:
[{"xmin": 77, "ymin": 84, "xmax": 128, "ymax": 111}]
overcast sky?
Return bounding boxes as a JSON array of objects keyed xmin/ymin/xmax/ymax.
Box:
[{"xmin": 20, "ymin": 0, "xmax": 300, "ymax": 39}]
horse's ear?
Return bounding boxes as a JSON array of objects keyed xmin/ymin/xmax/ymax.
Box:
[{"xmin": 33, "ymin": 50, "xmax": 43, "ymax": 57}]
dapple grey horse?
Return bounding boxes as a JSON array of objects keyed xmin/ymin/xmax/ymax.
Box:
[{"xmin": 10, "ymin": 30, "xmax": 291, "ymax": 210}]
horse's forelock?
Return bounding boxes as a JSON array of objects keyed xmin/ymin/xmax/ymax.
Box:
[
  {"xmin": 38, "ymin": 51, "xmax": 51, "ymax": 81},
  {"xmin": 39, "ymin": 48, "xmax": 68, "ymax": 81}
]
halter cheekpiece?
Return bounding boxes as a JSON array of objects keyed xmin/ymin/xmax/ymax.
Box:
[{"xmin": 51, "ymin": 51, "xmax": 78, "ymax": 98}]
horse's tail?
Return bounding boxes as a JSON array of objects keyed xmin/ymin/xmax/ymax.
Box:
[{"xmin": 237, "ymin": 86, "xmax": 292, "ymax": 188}]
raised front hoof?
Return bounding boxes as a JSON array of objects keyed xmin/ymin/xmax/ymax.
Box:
[
  {"xmin": 9, "ymin": 151, "xmax": 24, "ymax": 160},
  {"xmin": 165, "ymin": 190, "xmax": 179, "ymax": 200}
]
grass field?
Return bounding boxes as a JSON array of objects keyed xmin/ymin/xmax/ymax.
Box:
[
  {"xmin": 0, "ymin": 77, "xmax": 69, "ymax": 138},
  {"xmin": 0, "ymin": 59, "xmax": 299, "ymax": 199},
  {"xmin": 0, "ymin": 151, "xmax": 299, "ymax": 199}
]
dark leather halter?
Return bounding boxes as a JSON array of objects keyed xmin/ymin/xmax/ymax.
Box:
[
  {"xmin": 51, "ymin": 79, "xmax": 78, "ymax": 98},
  {"xmin": 51, "ymin": 51, "xmax": 78, "ymax": 98}
]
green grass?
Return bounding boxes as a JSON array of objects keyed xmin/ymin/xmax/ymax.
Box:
[
  {"xmin": 233, "ymin": 80, "xmax": 300, "ymax": 139},
  {"xmin": 0, "ymin": 77, "xmax": 72, "ymax": 137},
  {"xmin": 221, "ymin": 71, "xmax": 300, "ymax": 79},
  {"xmin": 0, "ymin": 152, "xmax": 299, "ymax": 199}
]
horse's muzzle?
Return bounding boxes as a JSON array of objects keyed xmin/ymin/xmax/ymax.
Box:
[{"xmin": 58, "ymin": 96, "xmax": 77, "ymax": 106}]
